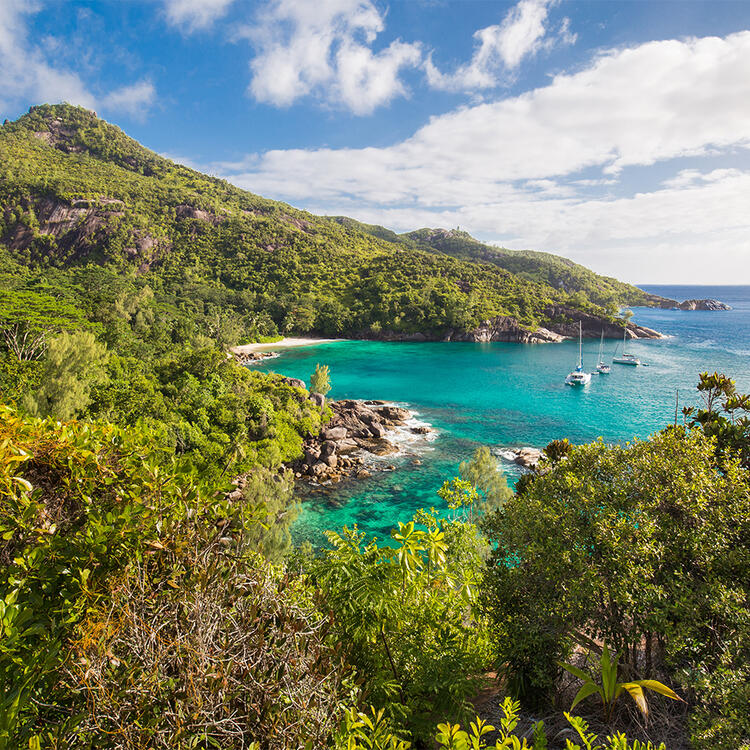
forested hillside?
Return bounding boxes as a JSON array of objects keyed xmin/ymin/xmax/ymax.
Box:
[
  {"xmin": 331, "ymin": 219, "xmax": 670, "ymax": 310},
  {"xmin": 0, "ymin": 104, "xmax": 667, "ymax": 351}
]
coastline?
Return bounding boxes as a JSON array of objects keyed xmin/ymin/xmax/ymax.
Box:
[{"xmin": 231, "ymin": 337, "xmax": 345, "ymax": 355}]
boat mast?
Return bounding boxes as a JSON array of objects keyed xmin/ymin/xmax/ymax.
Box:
[{"xmin": 579, "ymin": 321, "xmax": 583, "ymax": 368}]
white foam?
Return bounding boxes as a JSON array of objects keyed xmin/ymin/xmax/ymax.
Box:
[{"xmin": 244, "ymin": 352, "xmax": 280, "ymax": 365}]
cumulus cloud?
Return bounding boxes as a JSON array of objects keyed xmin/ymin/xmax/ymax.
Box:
[
  {"xmin": 102, "ymin": 80, "xmax": 157, "ymax": 121},
  {"xmin": 0, "ymin": 0, "xmax": 157, "ymax": 118},
  {"xmin": 425, "ymin": 0, "xmax": 575, "ymax": 92},
  {"xmin": 0, "ymin": 0, "xmax": 95, "ymax": 111},
  {"xmin": 217, "ymin": 32, "xmax": 750, "ymax": 282},
  {"xmin": 163, "ymin": 0, "xmax": 235, "ymax": 33},
  {"xmin": 242, "ymin": 0, "xmax": 422, "ymax": 115}
]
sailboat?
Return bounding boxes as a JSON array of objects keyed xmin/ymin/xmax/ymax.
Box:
[
  {"xmin": 612, "ymin": 327, "xmax": 641, "ymax": 366},
  {"xmin": 566, "ymin": 322, "xmax": 592, "ymax": 386},
  {"xmin": 596, "ymin": 330, "xmax": 611, "ymax": 374}
]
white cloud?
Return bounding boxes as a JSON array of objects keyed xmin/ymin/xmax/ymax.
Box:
[
  {"xmin": 242, "ymin": 0, "xmax": 422, "ymax": 115},
  {"xmin": 217, "ymin": 32, "xmax": 750, "ymax": 282},
  {"xmin": 425, "ymin": 0, "xmax": 575, "ymax": 92},
  {"xmin": 102, "ymin": 80, "xmax": 156, "ymax": 121},
  {"xmin": 0, "ymin": 0, "xmax": 157, "ymax": 119},
  {"xmin": 0, "ymin": 0, "xmax": 95, "ymax": 111},
  {"xmin": 163, "ymin": 0, "xmax": 235, "ymax": 33}
]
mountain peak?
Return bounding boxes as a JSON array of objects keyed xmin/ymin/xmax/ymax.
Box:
[{"xmin": 3, "ymin": 103, "xmax": 168, "ymax": 178}]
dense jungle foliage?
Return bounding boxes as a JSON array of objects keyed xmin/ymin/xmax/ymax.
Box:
[
  {"xmin": 0, "ymin": 104, "xmax": 663, "ymax": 348},
  {"xmin": 329, "ymin": 220, "xmax": 670, "ymax": 311},
  {"xmin": 0, "ymin": 104, "xmax": 747, "ymax": 749}
]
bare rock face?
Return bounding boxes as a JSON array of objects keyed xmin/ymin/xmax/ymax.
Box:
[
  {"xmin": 678, "ymin": 299, "xmax": 731, "ymax": 311},
  {"xmin": 7, "ymin": 197, "xmax": 169, "ymax": 269},
  {"xmin": 175, "ymin": 204, "xmax": 223, "ymax": 225},
  {"xmin": 455, "ymin": 316, "xmax": 566, "ymax": 344},
  {"xmin": 541, "ymin": 305, "xmax": 664, "ymax": 340}
]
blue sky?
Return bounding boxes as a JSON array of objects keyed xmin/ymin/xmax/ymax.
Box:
[{"xmin": 3, "ymin": 0, "xmax": 750, "ymax": 283}]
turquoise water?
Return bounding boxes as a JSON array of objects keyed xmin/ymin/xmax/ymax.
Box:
[{"xmin": 256, "ymin": 285, "xmax": 750, "ymax": 544}]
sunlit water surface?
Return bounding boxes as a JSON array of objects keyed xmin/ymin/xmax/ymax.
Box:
[{"xmin": 254, "ymin": 285, "xmax": 750, "ymax": 544}]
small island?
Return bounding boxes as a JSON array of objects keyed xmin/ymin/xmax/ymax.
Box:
[{"xmin": 677, "ymin": 298, "xmax": 732, "ymax": 311}]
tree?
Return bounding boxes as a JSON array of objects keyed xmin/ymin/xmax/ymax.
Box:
[
  {"xmin": 23, "ymin": 331, "xmax": 108, "ymax": 419},
  {"xmin": 310, "ymin": 363, "xmax": 331, "ymax": 395},
  {"xmin": 0, "ymin": 289, "xmax": 88, "ymax": 361},
  {"xmin": 681, "ymin": 371, "xmax": 750, "ymax": 468},
  {"xmin": 240, "ymin": 467, "xmax": 299, "ymax": 562},
  {"xmin": 481, "ymin": 428, "xmax": 749, "ymax": 746},
  {"xmin": 459, "ymin": 446, "xmax": 512, "ymax": 512},
  {"xmin": 312, "ymin": 511, "xmax": 491, "ymax": 741}
]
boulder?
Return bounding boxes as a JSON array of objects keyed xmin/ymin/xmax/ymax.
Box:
[
  {"xmin": 356, "ymin": 438, "xmax": 399, "ymax": 456},
  {"xmin": 309, "ymin": 392, "xmax": 326, "ymax": 407},
  {"xmin": 335, "ymin": 438, "xmax": 359, "ymax": 454},
  {"xmin": 311, "ymin": 461, "xmax": 327, "ymax": 476},
  {"xmin": 377, "ymin": 406, "xmax": 410, "ymax": 422},
  {"xmin": 320, "ymin": 441, "xmax": 337, "ymax": 457},
  {"xmin": 282, "ymin": 377, "xmax": 306, "ymax": 389},
  {"xmin": 369, "ymin": 423, "xmax": 387, "ymax": 438},
  {"xmin": 514, "ymin": 448, "xmax": 542, "ymax": 469},
  {"xmin": 410, "ymin": 426, "xmax": 430, "ymax": 435},
  {"xmin": 322, "ymin": 426, "xmax": 347, "ymax": 441},
  {"xmin": 323, "ymin": 454, "xmax": 338, "ymax": 468},
  {"xmin": 305, "ymin": 448, "xmax": 320, "ymax": 465},
  {"xmin": 356, "ymin": 469, "xmax": 371, "ymax": 479}
]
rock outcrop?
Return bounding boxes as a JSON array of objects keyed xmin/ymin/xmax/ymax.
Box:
[
  {"xmin": 5, "ymin": 196, "xmax": 169, "ymax": 270},
  {"xmin": 450, "ymin": 306, "xmax": 662, "ymax": 343},
  {"xmin": 362, "ymin": 306, "xmax": 663, "ymax": 345},
  {"xmin": 232, "ymin": 349, "xmax": 279, "ymax": 366},
  {"xmin": 513, "ymin": 448, "xmax": 543, "ymax": 469},
  {"xmin": 452, "ymin": 316, "xmax": 566, "ymax": 344},
  {"xmin": 677, "ymin": 299, "xmax": 731, "ymax": 311},
  {"xmin": 288, "ymin": 399, "xmax": 431, "ymax": 484},
  {"xmin": 539, "ymin": 305, "xmax": 663, "ymax": 340}
]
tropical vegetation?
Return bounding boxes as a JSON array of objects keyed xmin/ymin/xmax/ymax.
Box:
[{"xmin": 0, "ymin": 103, "xmax": 747, "ymax": 749}]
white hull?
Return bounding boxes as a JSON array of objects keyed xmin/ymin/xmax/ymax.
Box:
[
  {"xmin": 566, "ymin": 371, "xmax": 592, "ymax": 386},
  {"xmin": 613, "ymin": 357, "xmax": 640, "ymax": 366}
]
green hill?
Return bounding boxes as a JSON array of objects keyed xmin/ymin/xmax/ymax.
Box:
[
  {"xmin": 330, "ymin": 220, "xmax": 670, "ymax": 311},
  {"xmin": 0, "ymin": 104, "xmax": 665, "ymax": 347}
]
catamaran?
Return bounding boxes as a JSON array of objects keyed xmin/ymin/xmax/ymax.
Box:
[
  {"xmin": 612, "ymin": 327, "xmax": 641, "ymax": 366},
  {"xmin": 566, "ymin": 322, "xmax": 592, "ymax": 386},
  {"xmin": 596, "ymin": 330, "xmax": 611, "ymax": 373}
]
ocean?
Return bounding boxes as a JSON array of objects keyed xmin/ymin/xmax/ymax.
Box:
[{"xmin": 255, "ymin": 285, "xmax": 750, "ymax": 544}]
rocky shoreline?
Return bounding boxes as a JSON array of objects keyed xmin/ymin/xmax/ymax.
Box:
[
  {"xmin": 360, "ymin": 305, "xmax": 664, "ymax": 345},
  {"xmin": 289, "ymin": 397, "xmax": 432, "ymax": 485},
  {"xmin": 233, "ymin": 350, "xmax": 279, "ymax": 366}
]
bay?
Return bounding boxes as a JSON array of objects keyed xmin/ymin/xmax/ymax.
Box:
[{"xmin": 255, "ymin": 285, "xmax": 750, "ymax": 543}]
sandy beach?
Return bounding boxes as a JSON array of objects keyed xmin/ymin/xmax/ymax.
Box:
[{"xmin": 231, "ymin": 337, "xmax": 344, "ymax": 355}]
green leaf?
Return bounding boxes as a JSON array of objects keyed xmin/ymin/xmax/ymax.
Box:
[
  {"xmin": 559, "ymin": 662, "xmax": 593, "ymax": 683},
  {"xmin": 570, "ymin": 681, "xmax": 603, "ymax": 711}
]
